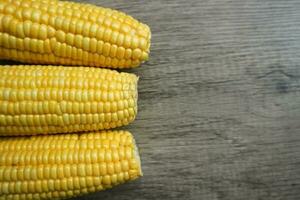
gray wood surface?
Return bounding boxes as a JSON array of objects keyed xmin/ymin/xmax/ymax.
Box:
[{"xmin": 2, "ymin": 0, "xmax": 300, "ymax": 199}]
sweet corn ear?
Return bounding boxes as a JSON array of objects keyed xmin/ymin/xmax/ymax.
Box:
[
  {"xmin": 0, "ymin": 65, "xmax": 138, "ymax": 136},
  {"xmin": 0, "ymin": 130, "xmax": 142, "ymax": 200},
  {"xmin": 0, "ymin": 0, "xmax": 151, "ymax": 68}
]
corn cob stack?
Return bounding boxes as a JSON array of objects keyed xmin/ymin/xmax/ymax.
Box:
[
  {"xmin": 0, "ymin": 0, "xmax": 149, "ymax": 198},
  {"xmin": 0, "ymin": 65, "xmax": 138, "ymax": 136},
  {"xmin": 0, "ymin": 130, "xmax": 142, "ymax": 200},
  {"xmin": 0, "ymin": 0, "xmax": 151, "ymax": 68}
]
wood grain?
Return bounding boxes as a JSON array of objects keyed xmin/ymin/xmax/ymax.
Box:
[{"xmin": 1, "ymin": 0, "xmax": 300, "ymax": 199}]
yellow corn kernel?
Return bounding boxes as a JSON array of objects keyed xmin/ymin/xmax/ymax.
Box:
[
  {"xmin": 0, "ymin": 130, "xmax": 142, "ymax": 199},
  {"xmin": 0, "ymin": 0, "xmax": 151, "ymax": 68},
  {"xmin": 0, "ymin": 65, "xmax": 138, "ymax": 136}
]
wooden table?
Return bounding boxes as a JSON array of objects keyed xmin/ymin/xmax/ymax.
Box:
[{"xmin": 2, "ymin": 0, "xmax": 300, "ymax": 199}]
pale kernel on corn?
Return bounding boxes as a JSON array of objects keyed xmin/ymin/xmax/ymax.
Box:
[
  {"xmin": 65, "ymin": 33, "xmax": 74, "ymax": 45},
  {"xmin": 0, "ymin": 0, "xmax": 150, "ymax": 68},
  {"xmin": 55, "ymin": 30, "xmax": 65, "ymax": 43},
  {"xmin": 82, "ymin": 37, "xmax": 90, "ymax": 51}
]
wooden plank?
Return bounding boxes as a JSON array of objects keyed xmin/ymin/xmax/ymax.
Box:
[{"xmin": 1, "ymin": 0, "xmax": 300, "ymax": 199}]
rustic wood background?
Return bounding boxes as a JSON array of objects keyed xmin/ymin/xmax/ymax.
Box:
[{"xmin": 2, "ymin": 0, "xmax": 300, "ymax": 199}]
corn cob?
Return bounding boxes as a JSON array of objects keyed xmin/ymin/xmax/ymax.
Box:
[
  {"xmin": 0, "ymin": 65, "xmax": 138, "ymax": 136},
  {"xmin": 0, "ymin": 0, "xmax": 151, "ymax": 68},
  {"xmin": 0, "ymin": 130, "xmax": 142, "ymax": 200}
]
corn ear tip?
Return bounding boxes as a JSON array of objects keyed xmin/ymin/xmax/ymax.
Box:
[
  {"xmin": 140, "ymin": 23, "xmax": 151, "ymax": 65},
  {"xmin": 136, "ymin": 75, "xmax": 139, "ymax": 117},
  {"xmin": 132, "ymin": 133, "xmax": 143, "ymax": 177},
  {"xmin": 144, "ymin": 23, "xmax": 151, "ymax": 62}
]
